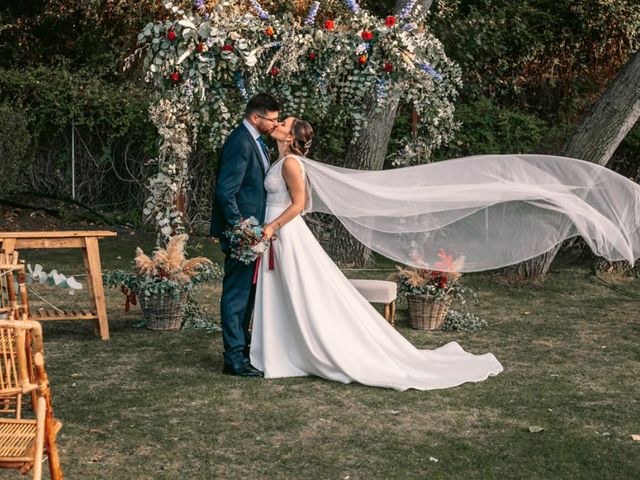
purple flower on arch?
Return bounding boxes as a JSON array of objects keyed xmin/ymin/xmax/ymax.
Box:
[
  {"xmin": 418, "ymin": 62, "xmax": 443, "ymax": 81},
  {"xmin": 250, "ymin": 0, "xmax": 270, "ymax": 20},
  {"xmin": 344, "ymin": 0, "xmax": 361, "ymax": 14},
  {"xmin": 304, "ymin": 2, "xmax": 320, "ymax": 26}
]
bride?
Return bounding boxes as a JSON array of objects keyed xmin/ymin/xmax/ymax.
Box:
[
  {"xmin": 249, "ymin": 117, "xmax": 640, "ymax": 390},
  {"xmin": 250, "ymin": 117, "xmax": 504, "ymax": 390}
]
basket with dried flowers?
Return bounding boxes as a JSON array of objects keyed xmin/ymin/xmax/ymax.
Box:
[
  {"xmin": 388, "ymin": 249, "xmax": 466, "ymax": 330},
  {"xmin": 103, "ymin": 234, "xmax": 222, "ymax": 330}
]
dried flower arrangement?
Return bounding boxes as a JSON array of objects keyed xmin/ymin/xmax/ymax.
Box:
[{"xmin": 104, "ymin": 234, "xmax": 222, "ymax": 311}]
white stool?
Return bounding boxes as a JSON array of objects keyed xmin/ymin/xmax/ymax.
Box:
[{"xmin": 349, "ymin": 279, "xmax": 397, "ymax": 326}]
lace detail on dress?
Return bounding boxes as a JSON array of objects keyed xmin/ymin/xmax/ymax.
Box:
[{"xmin": 265, "ymin": 155, "xmax": 306, "ymax": 207}]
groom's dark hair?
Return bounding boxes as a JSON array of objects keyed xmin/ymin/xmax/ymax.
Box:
[{"xmin": 245, "ymin": 93, "xmax": 280, "ymax": 117}]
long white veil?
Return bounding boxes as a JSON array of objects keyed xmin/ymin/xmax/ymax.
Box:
[{"xmin": 297, "ymin": 155, "xmax": 640, "ymax": 272}]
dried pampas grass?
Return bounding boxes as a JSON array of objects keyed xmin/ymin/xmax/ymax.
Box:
[
  {"xmin": 133, "ymin": 234, "xmax": 211, "ymax": 281},
  {"xmin": 165, "ymin": 233, "xmax": 187, "ymax": 273},
  {"xmin": 134, "ymin": 247, "xmax": 155, "ymax": 277},
  {"xmin": 182, "ymin": 257, "xmax": 213, "ymax": 278},
  {"xmin": 389, "ymin": 266, "xmax": 429, "ymax": 288}
]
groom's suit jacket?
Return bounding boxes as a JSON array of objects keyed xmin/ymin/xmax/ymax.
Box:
[{"xmin": 210, "ymin": 123, "xmax": 268, "ymax": 248}]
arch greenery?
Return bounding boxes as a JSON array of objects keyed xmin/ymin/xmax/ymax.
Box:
[{"xmin": 129, "ymin": 0, "xmax": 461, "ymax": 238}]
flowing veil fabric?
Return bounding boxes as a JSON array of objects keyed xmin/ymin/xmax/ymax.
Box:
[{"xmin": 297, "ymin": 155, "xmax": 640, "ymax": 271}]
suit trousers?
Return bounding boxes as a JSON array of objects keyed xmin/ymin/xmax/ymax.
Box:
[{"xmin": 220, "ymin": 253, "xmax": 256, "ymax": 366}]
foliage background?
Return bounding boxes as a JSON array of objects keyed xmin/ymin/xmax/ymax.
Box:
[{"xmin": 1, "ymin": 0, "xmax": 638, "ymax": 229}]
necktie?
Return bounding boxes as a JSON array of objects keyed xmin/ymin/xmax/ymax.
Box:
[{"xmin": 257, "ymin": 136, "xmax": 270, "ymax": 170}]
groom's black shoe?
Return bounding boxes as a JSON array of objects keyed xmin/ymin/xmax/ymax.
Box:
[
  {"xmin": 223, "ymin": 361, "xmax": 264, "ymax": 378},
  {"xmin": 244, "ymin": 363, "xmax": 262, "ymax": 375}
]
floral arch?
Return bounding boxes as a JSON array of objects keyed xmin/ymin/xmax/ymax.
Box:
[{"xmin": 130, "ymin": 0, "xmax": 461, "ymax": 238}]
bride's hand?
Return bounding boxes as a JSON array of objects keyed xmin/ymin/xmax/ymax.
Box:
[{"xmin": 263, "ymin": 224, "xmax": 276, "ymax": 240}]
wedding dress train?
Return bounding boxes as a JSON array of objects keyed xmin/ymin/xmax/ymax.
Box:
[{"xmin": 250, "ymin": 157, "xmax": 504, "ymax": 390}]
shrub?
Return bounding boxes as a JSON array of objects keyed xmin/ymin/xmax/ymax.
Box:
[
  {"xmin": 433, "ymin": 96, "xmax": 554, "ymax": 159},
  {"xmin": 0, "ymin": 66, "xmax": 157, "ymax": 210},
  {"xmin": 0, "ymin": 102, "xmax": 33, "ymax": 192}
]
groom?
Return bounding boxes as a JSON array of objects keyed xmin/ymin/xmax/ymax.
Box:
[{"xmin": 210, "ymin": 93, "xmax": 281, "ymax": 377}]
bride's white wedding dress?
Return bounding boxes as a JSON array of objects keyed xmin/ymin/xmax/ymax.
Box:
[{"xmin": 250, "ymin": 156, "xmax": 504, "ymax": 390}]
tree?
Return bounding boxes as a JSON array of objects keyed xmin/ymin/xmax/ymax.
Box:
[
  {"xmin": 501, "ymin": 50, "xmax": 640, "ymax": 282},
  {"xmin": 327, "ymin": 0, "xmax": 437, "ymax": 267},
  {"xmin": 326, "ymin": 96, "xmax": 401, "ymax": 266},
  {"xmin": 561, "ymin": 51, "xmax": 640, "ymax": 167}
]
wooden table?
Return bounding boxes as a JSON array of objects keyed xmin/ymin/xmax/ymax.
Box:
[{"xmin": 0, "ymin": 230, "xmax": 117, "ymax": 340}]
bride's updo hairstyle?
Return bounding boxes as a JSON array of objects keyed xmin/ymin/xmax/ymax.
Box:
[{"xmin": 290, "ymin": 119, "xmax": 314, "ymax": 157}]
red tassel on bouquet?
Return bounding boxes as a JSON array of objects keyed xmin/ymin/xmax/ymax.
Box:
[
  {"xmin": 268, "ymin": 238, "xmax": 275, "ymax": 270},
  {"xmin": 252, "ymin": 256, "xmax": 261, "ymax": 285}
]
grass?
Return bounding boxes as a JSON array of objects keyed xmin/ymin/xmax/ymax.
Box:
[{"xmin": 13, "ymin": 233, "xmax": 640, "ymax": 479}]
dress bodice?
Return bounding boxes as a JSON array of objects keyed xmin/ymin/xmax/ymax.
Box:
[{"xmin": 264, "ymin": 156, "xmax": 305, "ymax": 207}]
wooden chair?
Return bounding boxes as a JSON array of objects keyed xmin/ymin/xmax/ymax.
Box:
[
  {"xmin": 0, "ymin": 251, "xmax": 29, "ymax": 321},
  {"xmin": 0, "ymin": 252, "xmax": 30, "ymax": 419},
  {"xmin": 0, "ymin": 319, "xmax": 63, "ymax": 480}
]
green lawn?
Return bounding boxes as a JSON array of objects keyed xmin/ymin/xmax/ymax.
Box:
[{"xmin": 12, "ymin": 233, "xmax": 640, "ymax": 479}]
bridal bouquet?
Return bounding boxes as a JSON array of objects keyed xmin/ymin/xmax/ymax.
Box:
[{"xmin": 224, "ymin": 216, "xmax": 270, "ymax": 264}]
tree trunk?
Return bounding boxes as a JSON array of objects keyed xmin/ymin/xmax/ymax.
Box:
[
  {"xmin": 500, "ymin": 248, "xmax": 560, "ymax": 283},
  {"xmin": 593, "ymin": 255, "xmax": 638, "ymax": 277},
  {"xmin": 327, "ymin": 96, "xmax": 401, "ymax": 267},
  {"xmin": 503, "ymin": 51, "xmax": 640, "ymax": 282},
  {"xmin": 326, "ymin": 0, "xmax": 432, "ymax": 267},
  {"xmin": 561, "ymin": 51, "xmax": 640, "ymax": 166}
]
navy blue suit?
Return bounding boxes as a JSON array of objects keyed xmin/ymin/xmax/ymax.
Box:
[{"xmin": 210, "ymin": 123, "xmax": 268, "ymax": 366}]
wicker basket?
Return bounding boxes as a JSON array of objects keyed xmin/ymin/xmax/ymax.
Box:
[
  {"xmin": 139, "ymin": 292, "xmax": 185, "ymax": 331},
  {"xmin": 407, "ymin": 295, "xmax": 450, "ymax": 330}
]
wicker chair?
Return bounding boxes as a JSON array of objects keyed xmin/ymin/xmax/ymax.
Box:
[
  {"xmin": 0, "ymin": 252, "xmax": 31, "ymax": 420},
  {"xmin": 0, "ymin": 251, "xmax": 29, "ymax": 321},
  {"xmin": 0, "ymin": 319, "xmax": 63, "ymax": 480}
]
